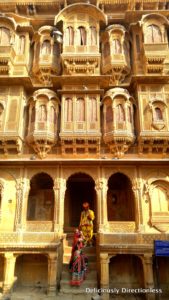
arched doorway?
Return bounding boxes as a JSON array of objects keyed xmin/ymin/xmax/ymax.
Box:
[
  {"xmin": 64, "ymin": 173, "xmax": 96, "ymax": 232},
  {"xmin": 0, "ymin": 255, "xmax": 4, "ymax": 293},
  {"xmin": 14, "ymin": 254, "xmax": 48, "ymax": 293},
  {"xmin": 109, "ymin": 255, "xmax": 145, "ymax": 299},
  {"xmin": 153, "ymin": 256, "xmax": 169, "ymax": 298},
  {"xmin": 107, "ymin": 172, "xmax": 135, "ymax": 221},
  {"xmin": 27, "ymin": 173, "xmax": 54, "ymax": 221}
]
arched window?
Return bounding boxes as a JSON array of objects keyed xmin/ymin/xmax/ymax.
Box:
[
  {"xmin": 50, "ymin": 106, "xmax": 56, "ymax": 123},
  {"xmin": 18, "ymin": 35, "xmax": 25, "ymax": 54},
  {"xmin": 103, "ymin": 42, "xmax": 110, "ymax": 57},
  {"xmin": 146, "ymin": 25, "xmax": 162, "ymax": 43},
  {"xmin": 89, "ymin": 98, "xmax": 97, "ymax": 122},
  {"xmin": 77, "ymin": 27, "xmax": 86, "ymax": 46},
  {"xmin": 106, "ymin": 106, "xmax": 113, "ymax": 122},
  {"xmin": 31, "ymin": 106, "xmax": 35, "ymax": 123},
  {"xmin": 154, "ymin": 107, "xmax": 163, "ymax": 121},
  {"xmin": 112, "ymin": 39, "xmax": 122, "ymax": 54},
  {"xmin": 116, "ymin": 104, "xmax": 125, "ymax": 122},
  {"xmin": 0, "ymin": 27, "xmax": 10, "ymax": 45},
  {"xmin": 65, "ymin": 98, "xmax": 73, "ymax": 122},
  {"xmin": 127, "ymin": 106, "xmax": 132, "ymax": 123},
  {"xmin": 77, "ymin": 98, "xmax": 85, "ymax": 121},
  {"xmin": 65, "ymin": 26, "xmax": 74, "ymax": 46},
  {"xmin": 27, "ymin": 173, "xmax": 54, "ymax": 221},
  {"xmin": 152, "ymin": 185, "xmax": 168, "ymax": 212},
  {"xmin": 41, "ymin": 40, "xmax": 51, "ymax": 55},
  {"xmin": 38, "ymin": 105, "xmax": 47, "ymax": 122},
  {"xmin": 90, "ymin": 26, "xmax": 97, "ymax": 46}
]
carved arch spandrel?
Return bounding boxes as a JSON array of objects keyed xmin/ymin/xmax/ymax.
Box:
[
  {"xmin": 144, "ymin": 170, "xmax": 169, "ymax": 184},
  {"xmin": 61, "ymin": 168, "xmax": 99, "ymax": 183},
  {"xmin": 104, "ymin": 167, "xmax": 137, "ymax": 184},
  {"xmin": 26, "ymin": 169, "xmax": 58, "ymax": 183}
]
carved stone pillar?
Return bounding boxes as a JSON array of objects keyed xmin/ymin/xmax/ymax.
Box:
[
  {"xmin": 15, "ymin": 178, "xmax": 30, "ymax": 232},
  {"xmin": 55, "ymin": 179, "xmax": 66, "ymax": 234},
  {"xmin": 100, "ymin": 253, "xmax": 110, "ymax": 300},
  {"xmin": 47, "ymin": 253, "xmax": 58, "ymax": 296},
  {"xmin": 95, "ymin": 179, "xmax": 108, "ymax": 232},
  {"xmin": 3, "ymin": 253, "xmax": 16, "ymax": 294},
  {"xmin": 142, "ymin": 255, "xmax": 155, "ymax": 300},
  {"xmin": 53, "ymin": 179, "xmax": 61, "ymax": 232},
  {"xmin": 132, "ymin": 179, "xmax": 143, "ymax": 232}
]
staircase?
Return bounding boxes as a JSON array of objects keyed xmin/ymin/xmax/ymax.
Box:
[{"xmin": 56, "ymin": 233, "xmax": 99, "ymax": 300}]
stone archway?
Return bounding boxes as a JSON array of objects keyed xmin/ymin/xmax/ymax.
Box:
[
  {"xmin": 27, "ymin": 173, "xmax": 54, "ymax": 221},
  {"xmin": 14, "ymin": 254, "xmax": 48, "ymax": 293},
  {"xmin": 64, "ymin": 172, "xmax": 96, "ymax": 232},
  {"xmin": 107, "ymin": 172, "xmax": 135, "ymax": 221},
  {"xmin": 109, "ymin": 254, "xmax": 145, "ymax": 299},
  {"xmin": 0, "ymin": 255, "xmax": 4, "ymax": 293}
]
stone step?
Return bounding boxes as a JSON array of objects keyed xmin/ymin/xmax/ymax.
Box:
[
  {"xmin": 62, "ymin": 261, "xmax": 97, "ymax": 270},
  {"xmin": 61, "ymin": 269, "xmax": 97, "ymax": 281},
  {"xmin": 60, "ymin": 278, "xmax": 98, "ymax": 292},
  {"xmin": 55, "ymin": 293, "xmax": 100, "ymax": 300}
]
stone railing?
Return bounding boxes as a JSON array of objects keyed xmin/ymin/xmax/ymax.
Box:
[
  {"xmin": 26, "ymin": 221, "xmax": 54, "ymax": 232},
  {"xmin": 0, "ymin": 232, "xmax": 60, "ymax": 247},
  {"xmin": 101, "ymin": 232, "xmax": 169, "ymax": 246},
  {"xmin": 108, "ymin": 221, "xmax": 136, "ymax": 233}
]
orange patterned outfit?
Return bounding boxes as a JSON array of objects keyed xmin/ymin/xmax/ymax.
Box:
[{"xmin": 79, "ymin": 209, "xmax": 95, "ymax": 243}]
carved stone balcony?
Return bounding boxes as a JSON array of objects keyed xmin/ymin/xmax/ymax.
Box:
[
  {"xmin": 26, "ymin": 89, "xmax": 59, "ymax": 158},
  {"xmin": 104, "ymin": 130, "xmax": 135, "ymax": 158},
  {"xmin": 34, "ymin": 53, "xmax": 61, "ymax": 84},
  {"xmin": 26, "ymin": 122, "xmax": 57, "ymax": 158},
  {"xmin": 0, "ymin": 133, "xmax": 23, "ymax": 155},
  {"xmin": 102, "ymin": 53, "xmax": 130, "ymax": 84},
  {"xmin": 61, "ymin": 54, "xmax": 100, "ymax": 75},
  {"xmin": 103, "ymin": 88, "xmax": 135, "ymax": 157},
  {"xmin": 60, "ymin": 136, "xmax": 101, "ymax": 156},
  {"xmin": 143, "ymin": 43, "xmax": 168, "ymax": 74},
  {"xmin": 0, "ymin": 45, "xmax": 16, "ymax": 75},
  {"xmin": 138, "ymin": 132, "xmax": 169, "ymax": 155}
]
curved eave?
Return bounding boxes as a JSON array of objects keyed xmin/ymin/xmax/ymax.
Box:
[
  {"xmin": 0, "ymin": 15, "xmax": 17, "ymax": 30},
  {"xmin": 54, "ymin": 3, "xmax": 107, "ymax": 25},
  {"xmin": 38, "ymin": 25, "xmax": 53, "ymax": 35},
  {"xmin": 140, "ymin": 13, "xmax": 169, "ymax": 26}
]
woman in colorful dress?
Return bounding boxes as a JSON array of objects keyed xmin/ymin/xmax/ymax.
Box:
[{"xmin": 69, "ymin": 229, "xmax": 88, "ymax": 286}]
